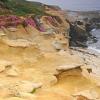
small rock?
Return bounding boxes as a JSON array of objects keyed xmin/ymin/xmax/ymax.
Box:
[
  {"xmin": 7, "ymin": 27, "xmax": 18, "ymax": 32},
  {"xmin": 17, "ymin": 92, "xmax": 36, "ymax": 100},
  {"xmin": 49, "ymin": 76, "xmax": 58, "ymax": 85},
  {"xmin": 57, "ymin": 64, "xmax": 82, "ymax": 71},
  {"xmin": 58, "ymin": 50, "xmax": 67, "ymax": 56},
  {"xmin": 52, "ymin": 41, "xmax": 62, "ymax": 50},
  {"xmin": 6, "ymin": 66, "xmax": 19, "ymax": 77},
  {"xmin": 17, "ymin": 81, "xmax": 42, "ymax": 93},
  {"xmin": 0, "ymin": 60, "xmax": 12, "ymax": 72},
  {"xmin": 91, "ymin": 67, "xmax": 100, "ymax": 76}
]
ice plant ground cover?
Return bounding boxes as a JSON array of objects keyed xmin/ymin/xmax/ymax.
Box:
[{"xmin": 0, "ymin": 15, "xmax": 61, "ymax": 32}]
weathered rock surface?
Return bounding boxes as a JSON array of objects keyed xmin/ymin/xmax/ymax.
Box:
[
  {"xmin": 0, "ymin": 4, "xmax": 99, "ymax": 100},
  {"xmin": 5, "ymin": 97, "xmax": 26, "ymax": 100},
  {"xmin": 73, "ymin": 90, "xmax": 100, "ymax": 100},
  {"xmin": 2, "ymin": 38, "xmax": 35, "ymax": 47},
  {"xmin": 0, "ymin": 60, "xmax": 12, "ymax": 72},
  {"xmin": 9, "ymin": 81, "xmax": 42, "ymax": 95}
]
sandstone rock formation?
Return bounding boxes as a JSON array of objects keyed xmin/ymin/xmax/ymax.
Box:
[{"xmin": 0, "ymin": 1, "xmax": 99, "ymax": 100}]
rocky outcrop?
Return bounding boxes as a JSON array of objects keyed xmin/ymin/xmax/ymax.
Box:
[
  {"xmin": 0, "ymin": 13, "xmax": 69, "ymax": 51},
  {"xmin": 0, "ymin": 7, "xmax": 72, "ymax": 100},
  {"xmin": 65, "ymin": 10, "xmax": 100, "ymax": 47},
  {"xmin": 69, "ymin": 22, "xmax": 90, "ymax": 47}
]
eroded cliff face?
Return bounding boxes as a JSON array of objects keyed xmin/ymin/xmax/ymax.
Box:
[
  {"xmin": 0, "ymin": 9, "xmax": 72, "ymax": 100},
  {"xmin": 0, "ymin": 6, "xmax": 100, "ymax": 100}
]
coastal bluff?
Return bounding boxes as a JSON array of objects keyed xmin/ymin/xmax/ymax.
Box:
[{"xmin": 0, "ymin": 0, "xmax": 100, "ymax": 100}]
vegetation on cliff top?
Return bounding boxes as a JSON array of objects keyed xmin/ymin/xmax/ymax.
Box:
[{"xmin": 0, "ymin": 0, "xmax": 47, "ymax": 16}]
